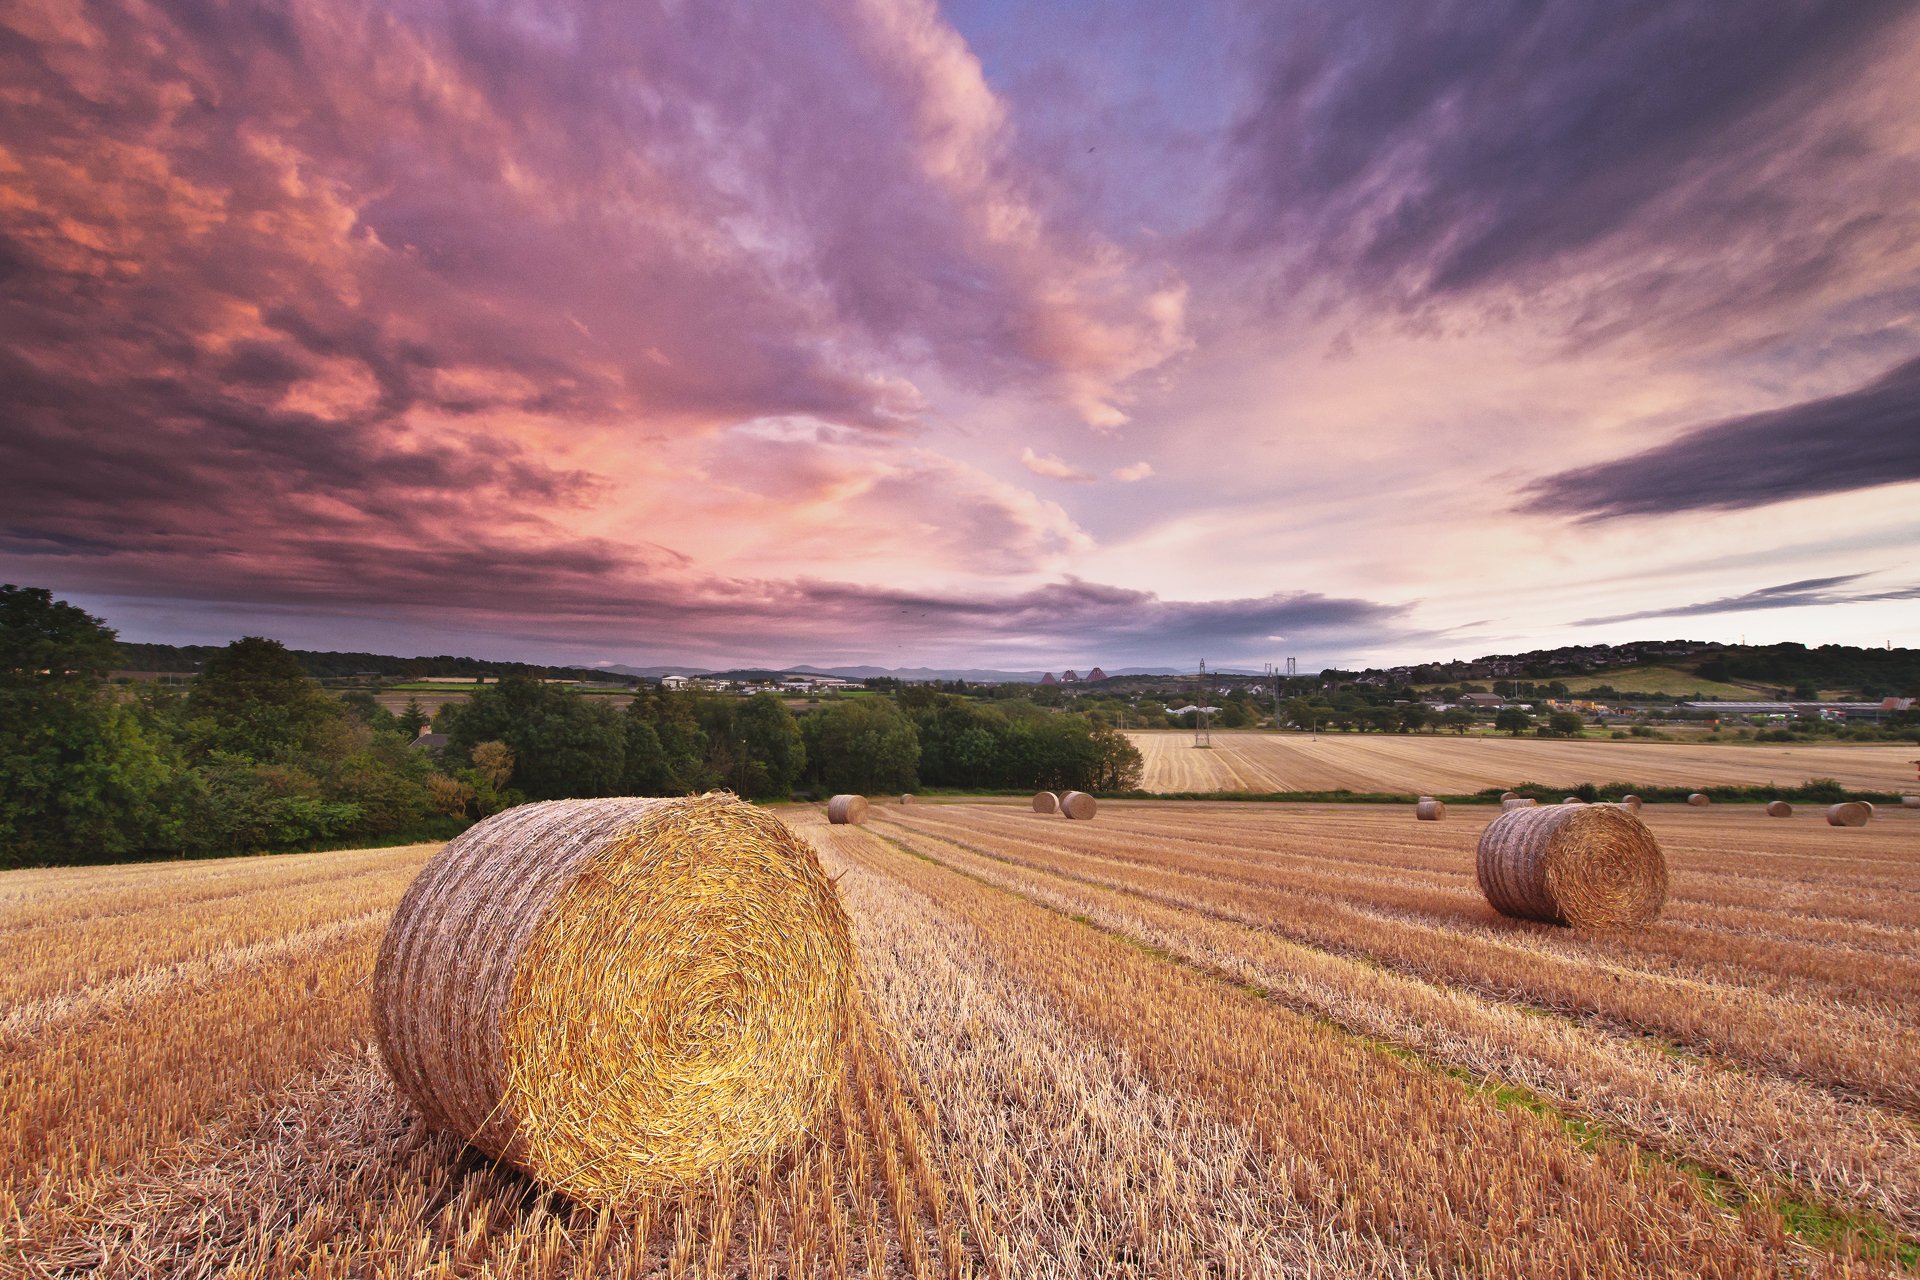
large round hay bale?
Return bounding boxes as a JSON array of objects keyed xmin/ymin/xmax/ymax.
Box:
[
  {"xmin": 1060, "ymin": 790, "xmax": 1098, "ymax": 820},
  {"xmin": 826, "ymin": 794, "xmax": 869, "ymax": 825},
  {"xmin": 1686, "ymin": 793, "xmax": 1711, "ymax": 807},
  {"xmin": 1032, "ymin": 791, "xmax": 1059, "ymax": 814},
  {"xmin": 1904, "ymin": 795, "xmax": 1920, "ymax": 809},
  {"xmin": 1826, "ymin": 802, "xmax": 1871, "ymax": 828},
  {"xmin": 1766, "ymin": 800, "xmax": 1792, "ymax": 818},
  {"xmin": 1618, "ymin": 795, "xmax": 1643, "ymax": 813},
  {"xmin": 1416, "ymin": 799, "xmax": 1446, "ymax": 821},
  {"xmin": 898, "ymin": 793, "xmax": 913, "ymax": 805},
  {"xmin": 1476, "ymin": 803, "xmax": 1667, "ymax": 929},
  {"xmin": 372, "ymin": 795, "xmax": 856, "ymax": 1202},
  {"xmin": 1501, "ymin": 797, "xmax": 1538, "ymax": 811},
  {"xmin": 1499, "ymin": 790, "xmax": 1520, "ymax": 802}
]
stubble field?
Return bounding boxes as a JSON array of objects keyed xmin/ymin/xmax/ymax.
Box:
[
  {"xmin": 1126, "ymin": 729, "xmax": 1920, "ymax": 793},
  {"xmin": 3, "ymin": 800, "xmax": 1917, "ymax": 1277}
]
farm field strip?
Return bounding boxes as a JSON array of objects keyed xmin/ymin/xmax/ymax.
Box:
[
  {"xmin": 879, "ymin": 807, "xmax": 1920, "ymax": 1109},
  {"xmin": 1128, "ymin": 731, "xmax": 1920, "ymax": 794},
  {"xmin": 933, "ymin": 805, "xmax": 1920, "ymax": 982},
  {"xmin": 831, "ymin": 822, "xmax": 1888, "ymax": 1277},
  {"xmin": 859, "ymin": 814, "xmax": 1920, "ymax": 1238},
  {"xmin": 4, "ymin": 806, "xmax": 1914, "ymax": 1277}
]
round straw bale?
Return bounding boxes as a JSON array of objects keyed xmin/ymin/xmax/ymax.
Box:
[
  {"xmin": 1561, "ymin": 797, "xmax": 1586, "ymax": 805},
  {"xmin": 1416, "ymin": 799, "xmax": 1446, "ymax": 821},
  {"xmin": 1826, "ymin": 801, "xmax": 1871, "ymax": 827},
  {"xmin": 1618, "ymin": 795, "xmax": 1643, "ymax": 813},
  {"xmin": 1476, "ymin": 803, "xmax": 1667, "ymax": 929},
  {"xmin": 1032, "ymin": 791, "xmax": 1059, "ymax": 814},
  {"xmin": 1499, "ymin": 790, "xmax": 1519, "ymax": 802},
  {"xmin": 1766, "ymin": 800, "xmax": 1792, "ymax": 818},
  {"xmin": 826, "ymin": 794, "xmax": 869, "ymax": 825},
  {"xmin": 1059, "ymin": 790, "xmax": 1098, "ymax": 820},
  {"xmin": 898, "ymin": 793, "xmax": 912, "ymax": 804},
  {"xmin": 372, "ymin": 795, "xmax": 856, "ymax": 1202},
  {"xmin": 1501, "ymin": 797, "xmax": 1538, "ymax": 811},
  {"xmin": 1904, "ymin": 796, "xmax": 1920, "ymax": 809},
  {"xmin": 1687, "ymin": 793, "xmax": 1711, "ymax": 807}
]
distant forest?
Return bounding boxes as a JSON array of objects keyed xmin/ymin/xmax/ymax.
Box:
[{"xmin": 115, "ymin": 642, "xmax": 636, "ymax": 686}]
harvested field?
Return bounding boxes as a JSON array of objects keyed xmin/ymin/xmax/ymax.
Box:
[
  {"xmin": 1128, "ymin": 729, "xmax": 1919, "ymax": 794},
  {"xmin": 3, "ymin": 802, "xmax": 1916, "ymax": 1276}
]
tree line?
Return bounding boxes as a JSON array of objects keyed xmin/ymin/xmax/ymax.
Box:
[{"xmin": 2, "ymin": 586, "xmax": 1142, "ymax": 867}]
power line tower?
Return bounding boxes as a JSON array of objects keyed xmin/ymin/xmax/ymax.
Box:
[{"xmin": 1193, "ymin": 659, "xmax": 1211, "ymax": 748}]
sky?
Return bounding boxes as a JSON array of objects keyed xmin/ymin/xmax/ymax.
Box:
[{"xmin": 2, "ymin": 0, "xmax": 1918, "ymax": 672}]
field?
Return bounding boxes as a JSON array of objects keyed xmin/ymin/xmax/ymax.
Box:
[
  {"xmin": 4, "ymin": 801, "xmax": 1918, "ymax": 1276},
  {"xmin": 1548, "ymin": 664, "xmax": 1761, "ymax": 698},
  {"xmin": 1128, "ymin": 729, "xmax": 1920, "ymax": 794}
]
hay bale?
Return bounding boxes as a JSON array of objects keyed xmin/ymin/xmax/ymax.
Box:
[
  {"xmin": 1618, "ymin": 795, "xmax": 1643, "ymax": 813},
  {"xmin": 1904, "ymin": 795, "xmax": 1920, "ymax": 809},
  {"xmin": 1501, "ymin": 797, "xmax": 1538, "ymax": 811},
  {"xmin": 1476, "ymin": 803, "xmax": 1667, "ymax": 929},
  {"xmin": 1032, "ymin": 791, "xmax": 1059, "ymax": 814},
  {"xmin": 826, "ymin": 794, "xmax": 869, "ymax": 825},
  {"xmin": 1060, "ymin": 790, "xmax": 1098, "ymax": 820},
  {"xmin": 1766, "ymin": 800, "xmax": 1792, "ymax": 818},
  {"xmin": 898, "ymin": 793, "xmax": 913, "ymax": 805},
  {"xmin": 1562, "ymin": 797, "xmax": 1586, "ymax": 806},
  {"xmin": 1499, "ymin": 791, "xmax": 1520, "ymax": 802},
  {"xmin": 372, "ymin": 795, "xmax": 856, "ymax": 1202},
  {"xmin": 1416, "ymin": 799, "xmax": 1446, "ymax": 821},
  {"xmin": 1826, "ymin": 802, "xmax": 1872, "ymax": 827},
  {"xmin": 1687, "ymin": 793, "xmax": 1711, "ymax": 807}
]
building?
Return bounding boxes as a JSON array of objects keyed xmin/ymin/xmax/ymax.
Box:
[
  {"xmin": 409, "ymin": 726, "xmax": 449, "ymax": 752},
  {"xmin": 1061, "ymin": 670, "xmax": 1080, "ymax": 683},
  {"xmin": 1040, "ymin": 672, "xmax": 1057, "ymax": 685},
  {"xmin": 1459, "ymin": 693, "xmax": 1505, "ymax": 707},
  {"xmin": 1086, "ymin": 667, "xmax": 1108, "ymax": 682},
  {"xmin": 660, "ymin": 675, "xmax": 691, "ymax": 689}
]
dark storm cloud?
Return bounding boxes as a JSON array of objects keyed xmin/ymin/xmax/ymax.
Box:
[
  {"xmin": 1224, "ymin": 1, "xmax": 1917, "ymax": 318},
  {"xmin": 1522, "ymin": 354, "xmax": 1920, "ymax": 519},
  {"xmin": 1573, "ymin": 574, "xmax": 1920, "ymax": 626}
]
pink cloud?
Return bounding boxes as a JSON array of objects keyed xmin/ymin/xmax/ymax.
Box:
[{"xmin": 1019, "ymin": 448, "xmax": 1096, "ymax": 483}]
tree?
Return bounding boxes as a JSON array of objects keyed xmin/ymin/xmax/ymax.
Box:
[
  {"xmin": 729, "ymin": 693, "xmax": 805, "ymax": 799},
  {"xmin": 1398, "ymin": 705, "xmax": 1431, "ymax": 734},
  {"xmin": 0, "ymin": 588, "xmax": 184, "ymax": 866},
  {"xmin": 803, "ymin": 699, "xmax": 919, "ymax": 793},
  {"xmin": 189, "ymin": 637, "xmax": 341, "ymax": 760},
  {"xmin": 445, "ymin": 674, "xmax": 624, "ymax": 799},
  {"xmin": 1495, "ymin": 708, "xmax": 1533, "ymax": 736},
  {"xmin": 1441, "ymin": 708, "xmax": 1476, "ymax": 734},
  {"xmin": 399, "ymin": 697, "xmax": 429, "ymax": 737},
  {"xmin": 1545, "ymin": 711, "xmax": 1586, "ymax": 738}
]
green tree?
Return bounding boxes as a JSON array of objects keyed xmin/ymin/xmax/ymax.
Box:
[
  {"xmin": 1495, "ymin": 708, "xmax": 1533, "ymax": 736},
  {"xmin": 446, "ymin": 674, "xmax": 624, "ymax": 799},
  {"xmin": 1544, "ymin": 710, "xmax": 1586, "ymax": 738},
  {"xmin": 189, "ymin": 637, "xmax": 341, "ymax": 760},
  {"xmin": 1398, "ymin": 704, "xmax": 1431, "ymax": 734},
  {"xmin": 0, "ymin": 588, "xmax": 184, "ymax": 866},
  {"xmin": 803, "ymin": 699, "xmax": 919, "ymax": 793},
  {"xmin": 1441, "ymin": 708, "xmax": 1476, "ymax": 734},
  {"xmin": 399, "ymin": 697, "xmax": 429, "ymax": 737},
  {"xmin": 730, "ymin": 693, "xmax": 806, "ymax": 799}
]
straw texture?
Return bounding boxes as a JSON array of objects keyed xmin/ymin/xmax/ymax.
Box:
[
  {"xmin": 1826, "ymin": 802, "xmax": 1871, "ymax": 828},
  {"xmin": 1500, "ymin": 797, "xmax": 1538, "ymax": 811},
  {"xmin": 372, "ymin": 795, "xmax": 856, "ymax": 1203},
  {"xmin": 1032, "ymin": 791, "xmax": 1060, "ymax": 814},
  {"xmin": 1766, "ymin": 800, "xmax": 1793, "ymax": 818},
  {"xmin": 1476, "ymin": 803, "xmax": 1667, "ymax": 930},
  {"xmin": 1060, "ymin": 791, "xmax": 1098, "ymax": 820},
  {"xmin": 1687, "ymin": 793, "xmax": 1711, "ymax": 807},
  {"xmin": 826, "ymin": 794, "xmax": 869, "ymax": 825},
  {"xmin": 1415, "ymin": 799, "xmax": 1446, "ymax": 821}
]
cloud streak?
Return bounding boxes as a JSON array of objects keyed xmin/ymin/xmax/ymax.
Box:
[
  {"xmin": 1524, "ymin": 355, "xmax": 1920, "ymax": 520},
  {"xmin": 1573, "ymin": 574, "xmax": 1920, "ymax": 627}
]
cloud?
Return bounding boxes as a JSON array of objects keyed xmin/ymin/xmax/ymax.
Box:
[
  {"xmin": 1522, "ymin": 354, "xmax": 1920, "ymax": 519},
  {"xmin": 1219, "ymin": 2, "xmax": 1920, "ymax": 341},
  {"xmin": 1571, "ymin": 573, "xmax": 1920, "ymax": 626},
  {"xmin": 1020, "ymin": 448, "xmax": 1097, "ymax": 483},
  {"xmin": 1111, "ymin": 461, "xmax": 1155, "ymax": 482}
]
